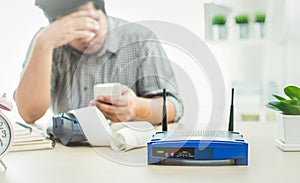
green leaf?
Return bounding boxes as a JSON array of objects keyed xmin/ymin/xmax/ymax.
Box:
[
  {"xmin": 267, "ymin": 85, "xmax": 300, "ymax": 115},
  {"xmin": 255, "ymin": 12, "xmax": 266, "ymax": 23},
  {"xmin": 266, "ymin": 102, "xmax": 285, "ymax": 112},
  {"xmin": 283, "ymin": 104, "xmax": 300, "ymax": 115},
  {"xmin": 272, "ymin": 94, "xmax": 287, "ymax": 101},
  {"xmin": 235, "ymin": 14, "xmax": 249, "ymax": 24},
  {"xmin": 281, "ymin": 99, "xmax": 298, "ymax": 105},
  {"xmin": 266, "ymin": 103, "xmax": 282, "ymax": 112},
  {"xmin": 266, "ymin": 101, "xmax": 300, "ymax": 115},
  {"xmin": 284, "ymin": 86, "xmax": 300, "ymax": 102},
  {"xmin": 212, "ymin": 14, "xmax": 227, "ymax": 25}
]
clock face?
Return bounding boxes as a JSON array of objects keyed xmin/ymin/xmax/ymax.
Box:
[{"xmin": 0, "ymin": 115, "xmax": 12, "ymax": 157}]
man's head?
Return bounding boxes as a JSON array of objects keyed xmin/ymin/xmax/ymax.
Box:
[
  {"xmin": 35, "ymin": 0, "xmax": 106, "ymax": 22},
  {"xmin": 35, "ymin": 0, "xmax": 108, "ymax": 54}
]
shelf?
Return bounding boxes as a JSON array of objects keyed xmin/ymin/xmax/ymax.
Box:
[
  {"xmin": 206, "ymin": 39, "xmax": 285, "ymax": 47},
  {"xmin": 204, "ymin": 1, "xmax": 270, "ymax": 43},
  {"xmin": 207, "ymin": 39, "xmax": 266, "ymax": 46}
]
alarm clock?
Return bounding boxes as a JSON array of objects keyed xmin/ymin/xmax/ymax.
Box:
[{"xmin": 0, "ymin": 93, "xmax": 13, "ymax": 170}]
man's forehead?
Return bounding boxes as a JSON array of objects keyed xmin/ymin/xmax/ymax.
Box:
[{"xmin": 35, "ymin": 0, "xmax": 93, "ymax": 21}]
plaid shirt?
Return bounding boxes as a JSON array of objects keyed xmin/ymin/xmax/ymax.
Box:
[{"xmin": 25, "ymin": 16, "xmax": 183, "ymax": 122}]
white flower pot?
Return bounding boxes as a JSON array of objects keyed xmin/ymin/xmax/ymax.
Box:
[
  {"xmin": 277, "ymin": 114, "xmax": 300, "ymax": 144},
  {"xmin": 254, "ymin": 22, "xmax": 265, "ymax": 39},
  {"xmin": 212, "ymin": 25, "xmax": 227, "ymax": 40},
  {"xmin": 237, "ymin": 24, "xmax": 249, "ymax": 39}
]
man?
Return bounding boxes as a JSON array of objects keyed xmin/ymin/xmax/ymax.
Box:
[{"xmin": 15, "ymin": 0, "xmax": 183, "ymax": 125}]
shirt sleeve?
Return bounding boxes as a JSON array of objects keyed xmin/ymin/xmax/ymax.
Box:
[
  {"xmin": 22, "ymin": 28, "xmax": 45, "ymax": 69},
  {"xmin": 136, "ymin": 31, "xmax": 184, "ymax": 122}
]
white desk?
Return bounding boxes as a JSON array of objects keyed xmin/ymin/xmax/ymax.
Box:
[{"xmin": 1, "ymin": 122, "xmax": 300, "ymax": 183}]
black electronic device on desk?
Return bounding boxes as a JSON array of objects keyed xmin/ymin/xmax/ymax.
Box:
[
  {"xmin": 147, "ymin": 88, "xmax": 248, "ymax": 166},
  {"xmin": 48, "ymin": 106, "xmax": 112, "ymax": 146},
  {"xmin": 47, "ymin": 113, "xmax": 87, "ymax": 146}
]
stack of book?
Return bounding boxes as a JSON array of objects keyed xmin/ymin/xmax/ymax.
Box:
[{"xmin": 11, "ymin": 122, "xmax": 55, "ymax": 152}]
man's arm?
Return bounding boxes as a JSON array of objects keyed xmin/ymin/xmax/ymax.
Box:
[
  {"xmin": 15, "ymin": 33, "xmax": 53, "ymax": 124},
  {"xmin": 15, "ymin": 10, "xmax": 101, "ymax": 123},
  {"xmin": 89, "ymin": 86, "xmax": 176, "ymax": 125},
  {"xmin": 134, "ymin": 97, "xmax": 176, "ymax": 124}
]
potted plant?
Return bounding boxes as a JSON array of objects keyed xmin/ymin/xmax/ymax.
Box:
[
  {"xmin": 235, "ymin": 13, "xmax": 250, "ymax": 39},
  {"xmin": 266, "ymin": 85, "xmax": 300, "ymax": 150},
  {"xmin": 212, "ymin": 14, "xmax": 227, "ymax": 40},
  {"xmin": 254, "ymin": 12, "xmax": 266, "ymax": 38}
]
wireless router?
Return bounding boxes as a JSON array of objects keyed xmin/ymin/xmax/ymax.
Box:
[{"xmin": 147, "ymin": 88, "xmax": 248, "ymax": 165}]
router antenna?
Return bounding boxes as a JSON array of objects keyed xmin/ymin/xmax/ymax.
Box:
[
  {"xmin": 228, "ymin": 88, "xmax": 234, "ymax": 132},
  {"xmin": 162, "ymin": 89, "xmax": 168, "ymax": 132}
]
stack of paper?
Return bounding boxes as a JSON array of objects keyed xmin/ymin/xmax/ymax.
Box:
[{"xmin": 11, "ymin": 122, "xmax": 55, "ymax": 152}]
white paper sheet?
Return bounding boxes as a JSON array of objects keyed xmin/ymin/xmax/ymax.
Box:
[
  {"xmin": 110, "ymin": 122, "xmax": 155, "ymax": 151},
  {"xmin": 70, "ymin": 106, "xmax": 112, "ymax": 146}
]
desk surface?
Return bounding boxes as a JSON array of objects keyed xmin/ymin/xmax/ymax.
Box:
[{"xmin": 1, "ymin": 122, "xmax": 300, "ymax": 183}]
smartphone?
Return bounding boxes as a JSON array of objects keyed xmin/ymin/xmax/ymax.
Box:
[{"xmin": 93, "ymin": 83, "xmax": 122, "ymax": 99}]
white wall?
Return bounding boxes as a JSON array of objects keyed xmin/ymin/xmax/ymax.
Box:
[
  {"xmin": 0, "ymin": 0, "xmax": 48, "ymax": 99},
  {"xmin": 106, "ymin": 0, "xmax": 204, "ymax": 38},
  {"xmin": 283, "ymin": 0, "xmax": 300, "ymax": 87},
  {"xmin": 4, "ymin": 0, "xmax": 300, "ymax": 125}
]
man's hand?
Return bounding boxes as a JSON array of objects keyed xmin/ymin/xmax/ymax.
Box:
[
  {"xmin": 89, "ymin": 86, "xmax": 141, "ymax": 122},
  {"xmin": 39, "ymin": 10, "xmax": 101, "ymax": 49},
  {"xmin": 88, "ymin": 85, "xmax": 176, "ymax": 124}
]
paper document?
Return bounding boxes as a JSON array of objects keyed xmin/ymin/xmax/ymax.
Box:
[
  {"xmin": 12, "ymin": 122, "xmax": 55, "ymax": 152},
  {"xmin": 70, "ymin": 106, "xmax": 112, "ymax": 146},
  {"xmin": 62, "ymin": 106, "xmax": 155, "ymax": 151},
  {"xmin": 110, "ymin": 122, "xmax": 155, "ymax": 151}
]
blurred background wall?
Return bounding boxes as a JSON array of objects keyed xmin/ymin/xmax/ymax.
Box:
[{"xmin": 1, "ymin": 0, "xmax": 300, "ymax": 125}]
